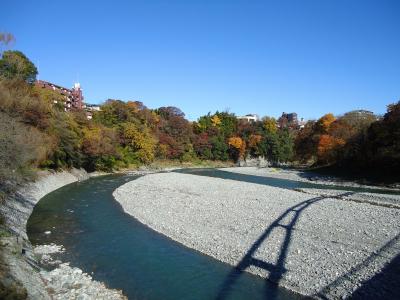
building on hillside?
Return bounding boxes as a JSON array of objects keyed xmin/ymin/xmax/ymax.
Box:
[
  {"xmin": 83, "ymin": 103, "xmax": 101, "ymax": 120},
  {"xmin": 344, "ymin": 109, "xmax": 376, "ymax": 119},
  {"xmin": 35, "ymin": 80, "xmax": 84, "ymax": 111},
  {"xmin": 278, "ymin": 112, "xmax": 306, "ymax": 129},
  {"xmin": 237, "ymin": 114, "xmax": 259, "ymax": 122},
  {"xmin": 346, "ymin": 109, "xmax": 374, "ymax": 115}
]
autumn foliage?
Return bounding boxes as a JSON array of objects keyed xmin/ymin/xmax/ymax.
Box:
[{"xmin": 1, "ymin": 50, "xmax": 399, "ymax": 183}]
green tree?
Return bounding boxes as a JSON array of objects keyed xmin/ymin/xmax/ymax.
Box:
[
  {"xmin": 0, "ymin": 50, "xmax": 38, "ymax": 84},
  {"xmin": 210, "ymin": 135, "xmax": 229, "ymax": 160}
]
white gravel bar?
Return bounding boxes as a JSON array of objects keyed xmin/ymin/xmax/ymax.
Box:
[{"xmin": 113, "ymin": 172, "xmax": 400, "ymax": 299}]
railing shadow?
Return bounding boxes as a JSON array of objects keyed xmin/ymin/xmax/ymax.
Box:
[
  {"xmin": 176, "ymin": 168, "xmax": 400, "ymax": 196},
  {"xmin": 316, "ymin": 233, "xmax": 400, "ymax": 300},
  {"xmin": 215, "ymin": 192, "xmax": 355, "ymax": 300}
]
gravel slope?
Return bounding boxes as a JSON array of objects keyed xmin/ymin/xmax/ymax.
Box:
[{"xmin": 113, "ymin": 172, "xmax": 400, "ymax": 299}]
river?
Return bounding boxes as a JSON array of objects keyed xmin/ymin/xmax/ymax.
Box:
[{"xmin": 27, "ymin": 173, "xmax": 304, "ymax": 300}]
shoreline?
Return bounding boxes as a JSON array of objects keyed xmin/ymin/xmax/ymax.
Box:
[
  {"xmin": 220, "ymin": 166, "xmax": 400, "ymax": 192},
  {"xmin": 0, "ymin": 169, "xmax": 126, "ymax": 299},
  {"xmin": 113, "ymin": 169, "xmax": 400, "ymax": 299},
  {"xmin": 218, "ymin": 167, "xmax": 400, "ymax": 208}
]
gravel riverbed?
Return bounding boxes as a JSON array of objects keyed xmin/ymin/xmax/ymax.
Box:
[{"xmin": 113, "ymin": 170, "xmax": 400, "ymax": 299}]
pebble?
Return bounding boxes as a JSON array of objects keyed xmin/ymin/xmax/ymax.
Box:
[{"xmin": 34, "ymin": 244, "xmax": 126, "ymax": 299}]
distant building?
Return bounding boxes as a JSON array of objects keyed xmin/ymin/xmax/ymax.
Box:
[
  {"xmin": 278, "ymin": 112, "xmax": 304, "ymax": 129},
  {"xmin": 347, "ymin": 109, "xmax": 374, "ymax": 115},
  {"xmin": 83, "ymin": 103, "xmax": 101, "ymax": 120},
  {"xmin": 237, "ymin": 114, "xmax": 259, "ymax": 122},
  {"xmin": 344, "ymin": 110, "xmax": 375, "ymax": 118},
  {"xmin": 35, "ymin": 80, "xmax": 84, "ymax": 111},
  {"xmin": 84, "ymin": 103, "xmax": 101, "ymax": 111}
]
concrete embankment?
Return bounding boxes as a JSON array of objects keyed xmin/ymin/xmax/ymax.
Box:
[
  {"xmin": 0, "ymin": 169, "xmax": 126, "ymax": 299},
  {"xmin": 113, "ymin": 171, "xmax": 400, "ymax": 299}
]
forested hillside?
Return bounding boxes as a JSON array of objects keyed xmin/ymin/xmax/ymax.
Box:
[{"xmin": 1, "ymin": 48, "xmax": 399, "ymax": 194}]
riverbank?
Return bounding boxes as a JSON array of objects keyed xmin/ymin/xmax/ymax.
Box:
[
  {"xmin": 113, "ymin": 170, "xmax": 400, "ymax": 299},
  {"xmin": 219, "ymin": 167, "xmax": 400, "ymax": 208},
  {"xmin": 221, "ymin": 166, "xmax": 400, "ymax": 191},
  {"xmin": 0, "ymin": 169, "xmax": 126, "ymax": 299}
]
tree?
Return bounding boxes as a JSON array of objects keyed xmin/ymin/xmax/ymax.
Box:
[
  {"xmin": 263, "ymin": 116, "xmax": 277, "ymax": 134},
  {"xmin": 156, "ymin": 106, "xmax": 193, "ymax": 160},
  {"xmin": 248, "ymin": 134, "xmax": 262, "ymax": 157},
  {"xmin": 216, "ymin": 111, "xmax": 238, "ymax": 137},
  {"xmin": 195, "ymin": 113, "xmax": 213, "ymax": 133},
  {"xmin": 211, "ymin": 115, "xmax": 221, "ymax": 127},
  {"xmin": 362, "ymin": 101, "xmax": 400, "ymax": 173},
  {"xmin": 156, "ymin": 106, "xmax": 185, "ymax": 119},
  {"xmin": 0, "ymin": 50, "xmax": 38, "ymax": 84},
  {"xmin": 193, "ymin": 132, "xmax": 212, "ymax": 159},
  {"xmin": 94, "ymin": 99, "xmax": 132, "ymax": 127},
  {"xmin": 315, "ymin": 113, "xmax": 336, "ymax": 134},
  {"xmin": 0, "ymin": 112, "xmax": 49, "ymax": 187},
  {"xmin": 81, "ymin": 125, "xmax": 119, "ymax": 171},
  {"xmin": 294, "ymin": 121, "xmax": 318, "ymax": 163},
  {"xmin": 48, "ymin": 113, "xmax": 83, "ymax": 169},
  {"xmin": 210, "ymin": 135, "xmax": 229, "ymax": 160},
  {"xmin": 277, "ymin": 129, "xmax": 294, "ymax": 162},
  {"xmin": 122, "ymin": 122, "xmax": 156, "ymax": 164},
  {"xmin": 157, "ymin": 133, "xmax": 184, "ymax": 159},
  {"xmin": 317, "ymin": 134, "xmax": 345, "ymax": 164},
  {"xmin": 228, "ymin": 136, "xmax": 245, "ymax": 161}
]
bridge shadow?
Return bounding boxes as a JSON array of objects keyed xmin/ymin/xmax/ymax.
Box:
[{"xmin": 214, "ymin": 191, "xmax": 355, "ymax": 300}]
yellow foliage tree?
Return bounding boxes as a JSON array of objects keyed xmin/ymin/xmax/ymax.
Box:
[
  {"xmin": 123, "ymin": 122, "xmax": 156, "ymax": 164},
  {"xmin": 263, "ymin": 117, "xmax": 277, "ymax": 134},
  {"xmin": 228, "ymin": 136, "xmax": 246, "ymax": 159},
  {"xmin": 211, "ymin": 115, "xmax": 221, "ymax": 127}
]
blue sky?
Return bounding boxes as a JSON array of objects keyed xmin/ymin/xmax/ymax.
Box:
[{"xmin": 2, "ymin": 0, "xmax": 399, "ymax": 121}]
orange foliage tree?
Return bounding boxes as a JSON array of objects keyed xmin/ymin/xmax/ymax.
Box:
[
  {"xmin": 248, "ymin": 134, "xmax": 262, "ymax": 156},
  {"xmin": 316, "ymin": 113, "xmax": 336, "ymax": 134},
  {"xmin": 317, "ymin": 134, "xmax": 345, "ymax": 164},
  {"xmin": 228, "ymin": 136, "xmax": 246, "ymax": 160}
]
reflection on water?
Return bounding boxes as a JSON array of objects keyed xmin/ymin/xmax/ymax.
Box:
[{"xmin": 27, "ymin": 174, "xmax": 303, "ymax": 300}]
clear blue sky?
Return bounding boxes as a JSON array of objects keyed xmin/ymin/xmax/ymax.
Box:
[{"xmin": 2, "ymin": 0, "xmax": 399, "ymax": 120}]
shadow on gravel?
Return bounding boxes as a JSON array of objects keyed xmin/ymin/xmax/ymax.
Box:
[
  {"xmin": 214, "ymin": 192, "xmax": 354, "ymax": 300},
  {"xmin": 316, "ymin": 233, "xmax": 400, "ymax": 300},
  {"xmin": 176, "ymin": 169, "xmax": 400, "ymax": 196},
  {"xmin": 350, "ymin": 251, "xmax": 400, "ymax": 299}
]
